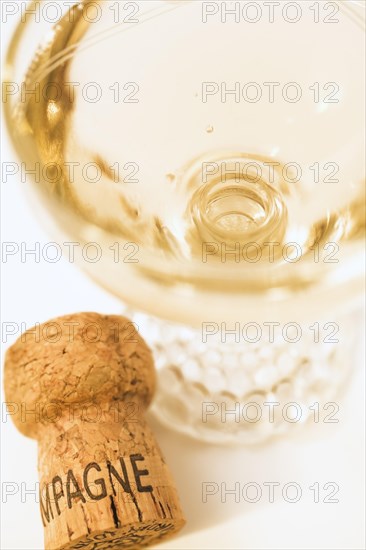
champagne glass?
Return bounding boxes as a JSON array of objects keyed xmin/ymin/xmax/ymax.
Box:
[{"xmin": 3, "ymin": 0, "xmax": 365, "ymax": 443}]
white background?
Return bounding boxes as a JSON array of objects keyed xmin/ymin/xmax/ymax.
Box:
[{"xmin": 1, "ymin": 2, "xmax": 365, "ymax": 549}]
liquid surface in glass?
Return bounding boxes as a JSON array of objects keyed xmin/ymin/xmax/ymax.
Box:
[{"xmin": 7, "ymin": 0, "xmax": 365, "ymax": 322}]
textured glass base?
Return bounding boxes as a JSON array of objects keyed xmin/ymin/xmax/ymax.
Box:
[{"xmin": 122, "ymin": 306, "xmax": 356, "ymax": 444}]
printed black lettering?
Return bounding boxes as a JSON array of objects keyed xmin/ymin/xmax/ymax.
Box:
[
  {"xmin": 130, "ymin": 454, "xmax": 153, "ymax": 492},
  {"xmin": 83, "ymin": 462, "xmax": 107, "ymax": 501},
  {"xmin": 107, "ymin": 458, "xmax": 131, "ymax": 495},
  {"xmin": 40, "ymin": 483, "xmax": 54, "ymax": 525},
  {"xmin": 66, "ymin": 469, "xmax": 86, "ymax": 509},
  {"xmin": 52, "ymin": 475, "xmax": 64, "ymax": 515}
]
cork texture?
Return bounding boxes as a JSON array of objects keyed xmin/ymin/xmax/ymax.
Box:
[{"xmin": 4, "ymin": 313, "xmax": 185, "ymax": 549}]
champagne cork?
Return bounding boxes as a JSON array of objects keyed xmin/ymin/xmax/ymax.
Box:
[{"xmin": 4, "ymin": 313, "xmax": 185, "ymax": 549}]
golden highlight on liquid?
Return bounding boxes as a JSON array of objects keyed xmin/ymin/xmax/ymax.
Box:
[{"xmin": 12, "ymin": 0, "xmax": 365, "ymax": 271}]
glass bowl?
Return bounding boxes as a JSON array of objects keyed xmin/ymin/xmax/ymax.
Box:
[{"xmin": 3, "ymin": 0, "xmax": 365, "ymax": 443}]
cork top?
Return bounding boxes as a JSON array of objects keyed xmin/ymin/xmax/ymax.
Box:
[{"xmin": 4, "ymin": 312, "xmax": 155, "ymax": 438}]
